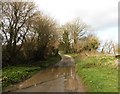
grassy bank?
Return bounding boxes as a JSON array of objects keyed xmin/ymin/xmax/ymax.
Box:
[
  {"xmin": 2, "ymin": 55, "xmax": 61, "ymax": 90},
  {"xmin": 74, "ymin": 54, "xmax": 118, "ymax": 92}
]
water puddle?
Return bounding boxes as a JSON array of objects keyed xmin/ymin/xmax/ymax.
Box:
[
  {"xmin": 10, "ymin": 66, "xmax": 82, "ymax": 92},
  {"xmin": 5, "ymin": 55, "xmax": 86, "ymax": 92}
]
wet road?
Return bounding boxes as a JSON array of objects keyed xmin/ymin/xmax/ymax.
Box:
[{"xmin": 7, "ymin": 55, "xmax": 86, "ymax": 92}]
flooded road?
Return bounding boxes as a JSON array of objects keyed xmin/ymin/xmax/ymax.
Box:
[{"xmin": 6, "ymin": 55, "xmax": 86, "ymax": 92}]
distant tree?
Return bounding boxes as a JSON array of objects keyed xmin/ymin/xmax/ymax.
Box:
[
  {"xmin": 77, "ymin": 34, "xmax": 100, "ymax": 52},
  {"xmin": 60, "ymin": 18, "xmax": 88, "ymax": 53},
  {"xmin": 60, "ymin": 29, "xmax": 71, "ymax": 53},
  {"xmin": 101, "ymin": 41, "xmax": 108, "ymax": 53},
  {"xmin": 113, "ymin": 43, "xmax": 120, "ymax": 55},
  {"xmin": 85, "ymin": 34, "xmax": 100, "ymax": 51},
  {"xmin": 101, "ymin": 40, "xmax": 115, "ymax": 54}
]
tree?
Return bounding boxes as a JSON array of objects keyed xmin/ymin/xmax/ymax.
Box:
[
  {"xmin": 60, "ymin": 29, "xmax": 71, "ymax": 53},
  {"xmin": 85, "ymin": 34, "xmax": 100, "ymax": 51},
  {"xmin": 1, "ymin": 2, "xmax": 38, "ymax": 64},
  {"xmin": 101, "ymin": 40, "xmax": 115, "ymax": 54},
  {"xmin": 113, "ymin": 43, "xmax": 120, "ymax": 55},
  {"xmin": 60, "ymin": 18, "xmax": 88, "ymax": 53},
  {"xmin": 74, "ymin": 34, "xmax": 100, "ymax": 53},
  {"xmin": 31, "ymin": 14, "xmax": 59, "ymax": 60}
]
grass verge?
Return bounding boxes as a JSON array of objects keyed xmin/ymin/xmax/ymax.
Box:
[{"xmin": 74, "ymin": 55, "xmax": 118, "ymax": 92}]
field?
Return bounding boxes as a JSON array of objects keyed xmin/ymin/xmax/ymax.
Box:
[{"xmin": 74, "ymin": 54, "xmax": 118, "ymax": 92}]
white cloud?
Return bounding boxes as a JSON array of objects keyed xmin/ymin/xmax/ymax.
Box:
[
  {"xmin": 34, "ymin": 0, "xmax": 118, "ymax": 25},
  {"xmin": 34, "ymin": 0, "xmax": 118, "ymax": 42}
]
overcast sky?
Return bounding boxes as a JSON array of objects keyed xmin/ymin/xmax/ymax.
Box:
[{"xmin": 34, "ymin": 0, "xmax": 118, "ymax": 43}]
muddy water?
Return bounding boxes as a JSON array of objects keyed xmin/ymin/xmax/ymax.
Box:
[{"xmin": 6, "ymin": 55, "xmax": 86, "ymax": 92}]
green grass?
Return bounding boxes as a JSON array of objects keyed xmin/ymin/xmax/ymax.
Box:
[
  {"xmin": 2, "ymin": 66, "xmax": 41, "ymax": 89},
  {"xmin": 75, "ymin": 55, "xmax": 118, "ymax": 92},
  {"xmin": 2, "ymin": 55, "xmax": 61, "ymax": 90}
]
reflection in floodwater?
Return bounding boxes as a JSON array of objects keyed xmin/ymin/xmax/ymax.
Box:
[
  {"xmin": 5, "ymin": 55, "xmax": 86, "ymax": 92},
  {"xmin": 12, "ymin": 66, "xmax": 85, "ymax": 92}
]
